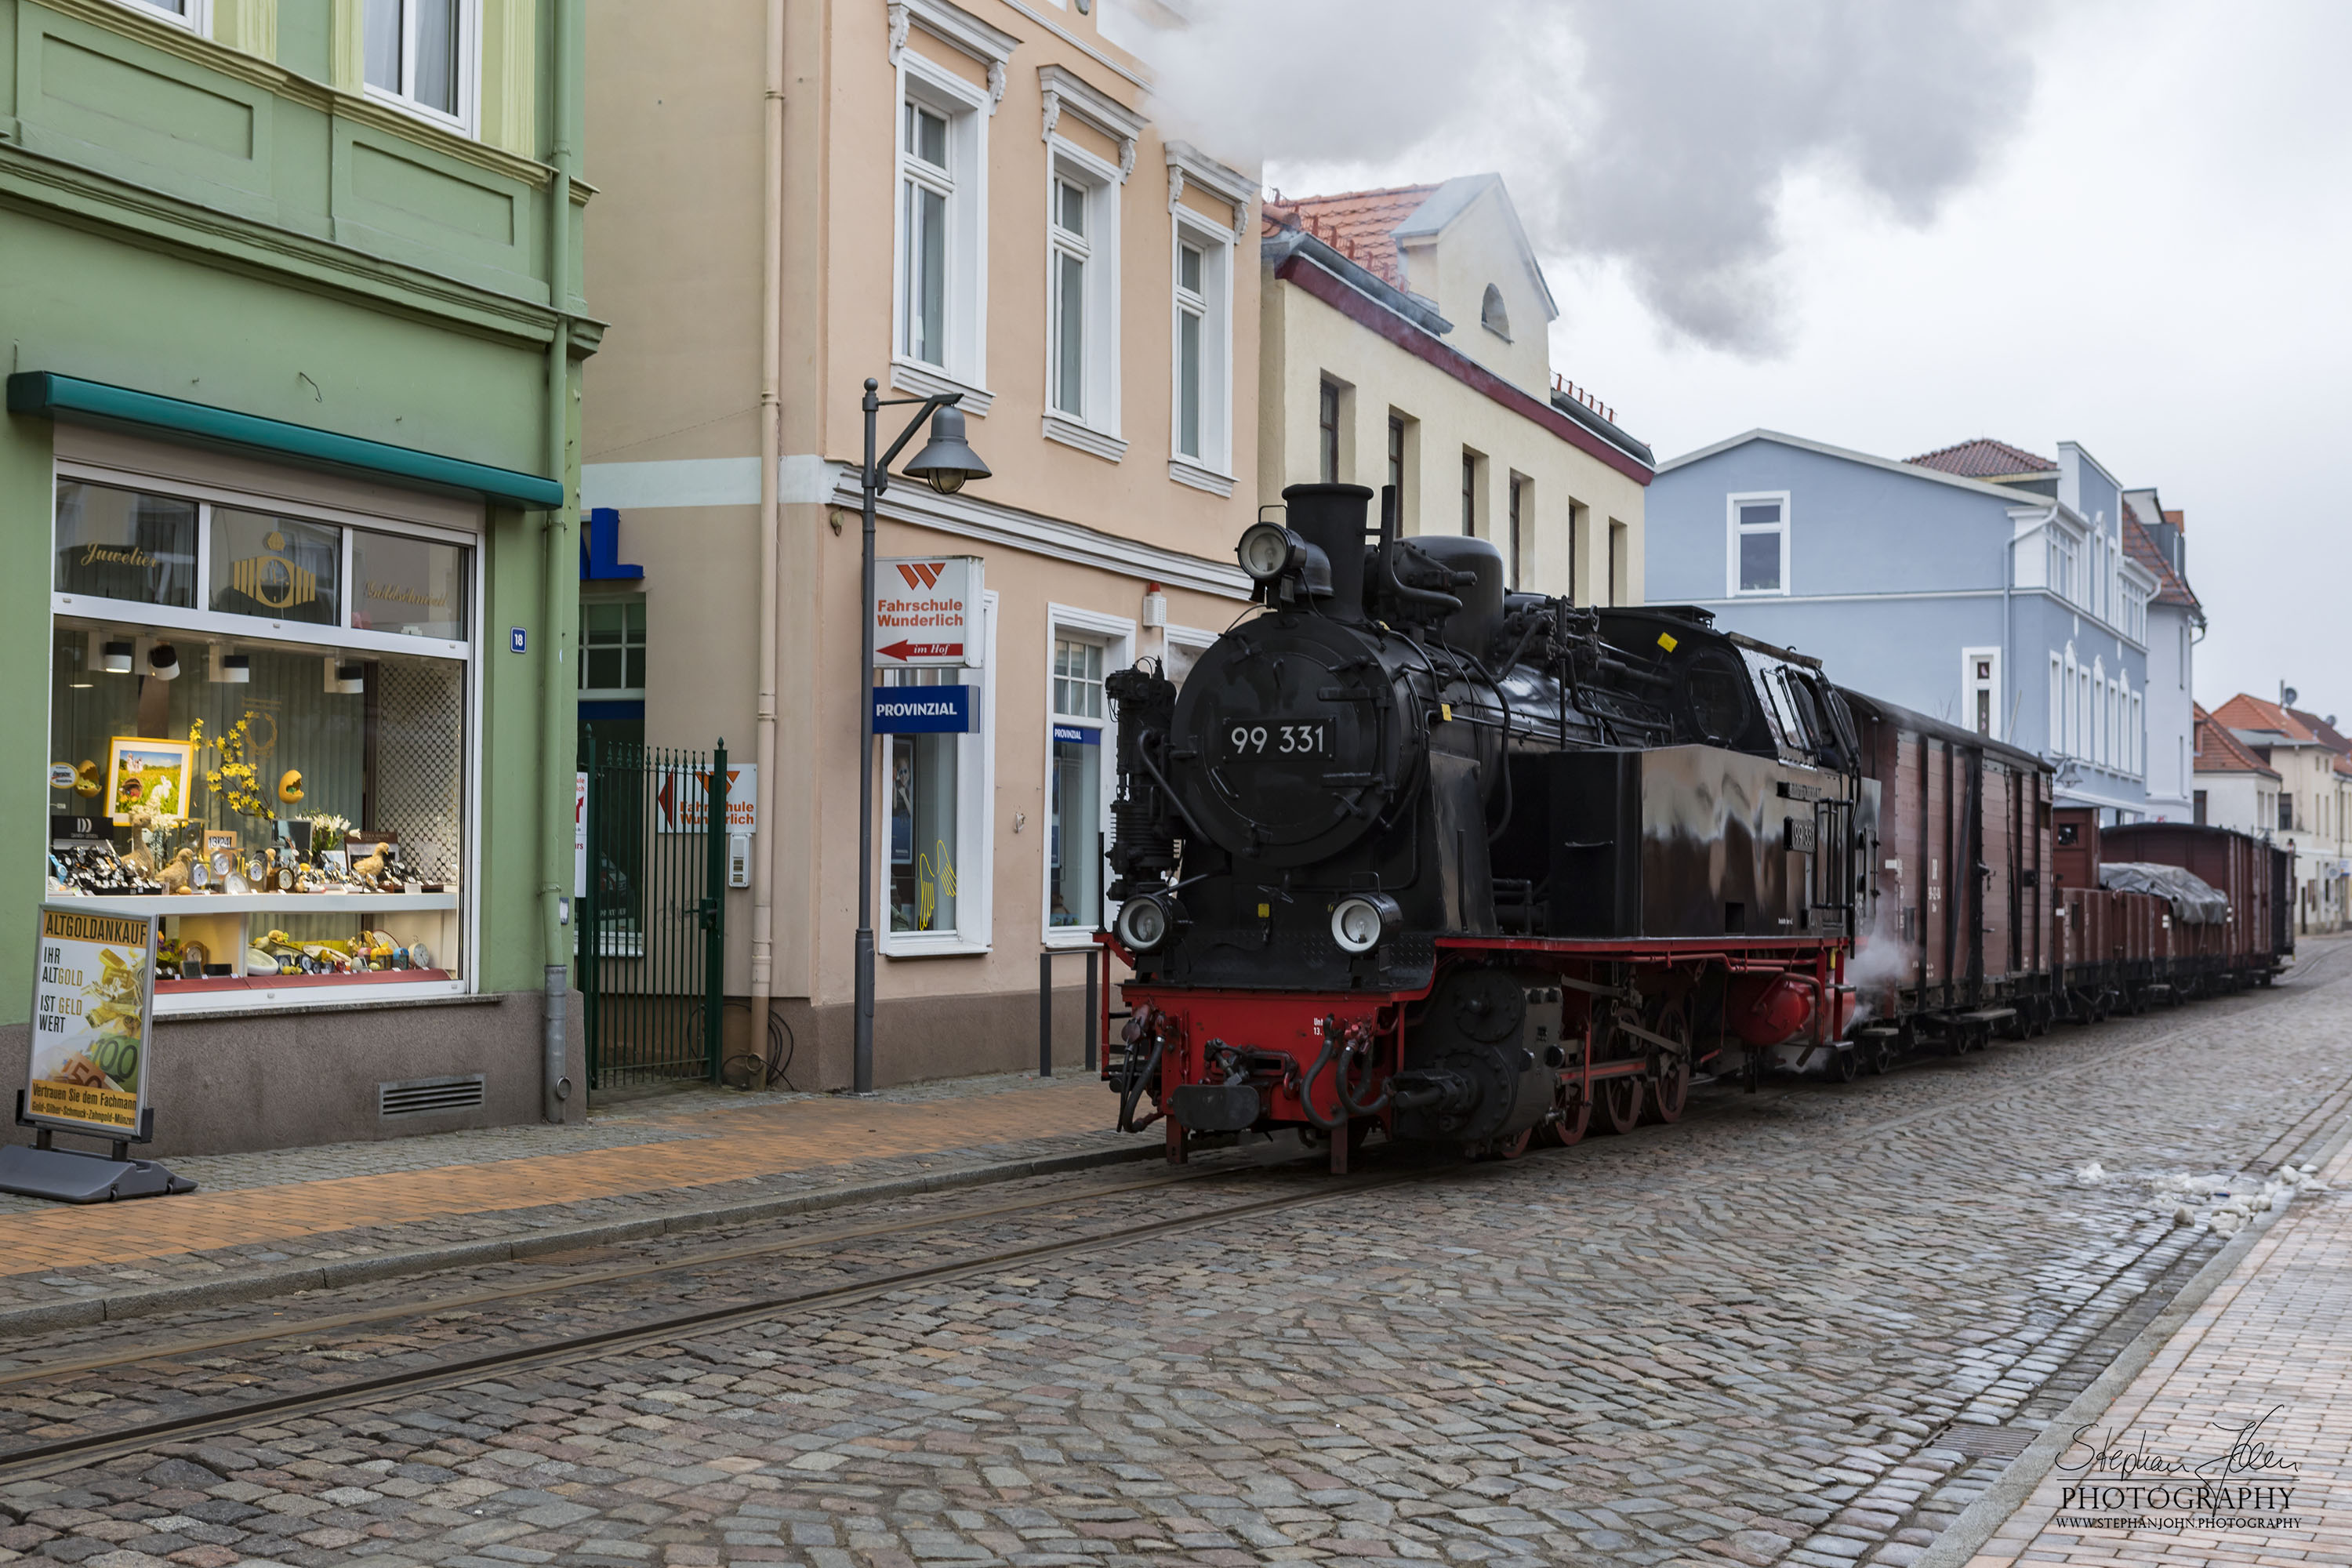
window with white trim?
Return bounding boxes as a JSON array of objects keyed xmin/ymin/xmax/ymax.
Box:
[
  {"xmin": 1044, "ymin": 151, "xmax": 1121, "ymax": 451},
  {"xmin": 1048, "ymin": 636, "xmax": 1105, "ymax": 932},
  {"xmin": 2049, "ymin": 655, "xmax": 2063, "ymax": 757},
  {"xmin": 48, "ymin": 470, "xmax": 476, "ymax": 1013},
  {"xmin": 1963, "ymin": 648, "xmax": 2000, "ymax": 739},
  {"xmin": 894, "ymin": 65, "xmax": 989, "ymax": 397},
  {"xmin": 1044, "ymin": 608, "xmax": 1130, "ymax": 943},
  {"xmin": 364, "ymin": 0, "xmax": 475, "ymax": 132},
  {"xmin": 1727, "ymin": 492, "xmax": 1788, "ymax": 596},
  {"xmin": 1170, "ymin": 218, "xmax": 1232, "ymax": 475}
]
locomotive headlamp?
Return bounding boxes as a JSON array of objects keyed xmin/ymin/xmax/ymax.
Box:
[
  {"xmin": 1329, "ymin": 892, "xmax": 1401, "ymax": 955},
  {"xmin": 1236, "ymin": 522, "xmax": 1306, "ymax": 584},
  {"xmin": 1115, "ymin": 893, "xmax": 1181, "ymax": 953}
]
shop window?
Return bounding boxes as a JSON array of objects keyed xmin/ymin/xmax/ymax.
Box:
[
  {"xmin": 877, "ymin": 590, "xmax": 996, "ymax": 957},
  {"xmin": 47, "ymin": 474, "xmax": 472, "ymax": 1013},
  {"xmin": 365, "ymin": 0, "xmax": 473, "ymax": 132},
  {"xmin": 54, "ymin": 483, "xmax": 196, "ymax": 607},
  {"xmin": 1044, "ymin": 616, "xmax": 1125, "ymax": 941},
  {"xmin": 1050, "ymin": 637, "xmax": 1105, "ymax": 933}
]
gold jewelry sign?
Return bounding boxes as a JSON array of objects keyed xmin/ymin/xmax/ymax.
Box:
[{"xmin": 25, "ymin": 905, "xmax": 157, "ymax": 1138}]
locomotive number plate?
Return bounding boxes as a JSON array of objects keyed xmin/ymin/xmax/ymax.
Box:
[{"xmin": 1220, "ymin": 719, "xmax": 1331, "ymax": 758}]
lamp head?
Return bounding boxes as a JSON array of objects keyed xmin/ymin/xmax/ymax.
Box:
[{"xmin": 904, "ymin": 405, "xmax": 990, "ymax": 496}]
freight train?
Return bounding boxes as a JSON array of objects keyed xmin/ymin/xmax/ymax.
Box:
[{"xmin": 1098, "ymin": 484, "xmax": 2291, "ymax": 1169}]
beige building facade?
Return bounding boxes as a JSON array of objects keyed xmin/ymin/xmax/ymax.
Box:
[
  {"xmin": 580, "ymin": 0, "xmax": 1258, "ymax": 1085},
  {"xmin": 1259, "ymin": 178, "xmax": 1652, "ymax": 602}
]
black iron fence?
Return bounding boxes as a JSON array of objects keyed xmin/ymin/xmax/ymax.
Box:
[{"xmin": 578, "ymin": 737, "xmax": 726, "ymax": 1094}]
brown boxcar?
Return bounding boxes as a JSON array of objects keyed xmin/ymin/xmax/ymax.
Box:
[
  {"xmin": 1840, "ymin": 690, "xmax": 2056, "ymax": 1054},
  {"xmin": 2101, "ymin": 821, "xmax": 2289, "ymax": 989}
]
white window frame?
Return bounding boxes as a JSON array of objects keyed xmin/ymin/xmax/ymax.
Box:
[
  {"xmin": 1042, "ymin": 604, "xmax": 1133, "ymax": 947},
  {"xmin": 891, "ymin": 52, "xmax": 994, "ymax": 416},
  {"xmin": 361, "ymin": 0, "xmax": 481, "ymax": 139},
  {"xmin": 2049, "ymin": 654, "xmax": 2063, "ymax": 759},
  {"xmin": 1725, "ymin": 490, "xmax": 1791, "ymax": 597},
  {"xmin": 49, "ymin": 456, "xmax": 483, "ymax": 1016},
  {"xmin": 578, "ymin": 590, "xmax": 647, "ymax": 702},
  {"xmin": 1167, "ymin": 210, "xmax": 1235, "ymax": 495},
  {"xmin": 878, "ymin": 590, "xmax": 998, "ymax": 958},
  {"xmin": 110, "ymin": 0, "xmax": 209, "ymax": 32},
  {"xmin": 1041, "ymin": 144, "xmax": 1123, "ymax": 460},
  {"xmin": 1962, "ymin": 646, "xmax": 2001, "ymax": 740}
]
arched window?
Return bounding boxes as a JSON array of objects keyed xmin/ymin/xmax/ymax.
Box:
[{"xmin": 1480, "ymin": 284, "xmax": 1510, "ymax": 339}]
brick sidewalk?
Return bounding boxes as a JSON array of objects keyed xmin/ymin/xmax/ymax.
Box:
[
  {"xmin": 0, "ymin": 1073, "xmax": 1138, "ymax": 1332},
  {"xmin": 1958, "ymin": 1134, "xmax": 2352, "ymax": 1568}
]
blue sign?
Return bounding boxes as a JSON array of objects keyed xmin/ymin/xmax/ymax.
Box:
[
  {"xmin": 510, "ymin": 626, "xmax": 528, "ymax": 654},
  {"xmin": 873, "ymin": 685, "xmax": 975, "ymax": 734},
  {"xmin": 1050, "ymin": 724, "xmax": 1100, "ymax": 746}
]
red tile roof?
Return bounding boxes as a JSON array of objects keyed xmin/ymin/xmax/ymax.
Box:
[
  {"xmin": 1261, "ymin": 183, "xmax": 1439, "ymax": 290},
  {"xmin": 2212, "ymin": 694, "xmax": 2321, "ymax": 745},
  {"xmin": 1906, "ymin": 437, "xmax": 2059, "ymax": 479},
  {"xmin": 2122, "ymin": 514, "xmax": 2200, "ymax": 612},
  {"xmin": 2194, "ymin": 704, "xmax": 2281, "ymax": 778}
]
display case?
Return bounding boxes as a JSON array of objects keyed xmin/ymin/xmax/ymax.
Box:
[{"xmin": 48, "ymin": 470, "xmax": 474, "ymax": 1011}]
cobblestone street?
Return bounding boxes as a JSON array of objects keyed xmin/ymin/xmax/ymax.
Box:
[{"xmin": 2, "ymin": 944, "xmax": 2349, "ymax": 1568}]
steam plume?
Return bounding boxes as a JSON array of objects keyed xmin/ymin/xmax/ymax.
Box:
[{"xmin": 1144, "ymin": 0, "xmax": 2064, "ymax": 354}]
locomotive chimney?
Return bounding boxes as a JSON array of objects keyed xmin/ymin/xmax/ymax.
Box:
[{"xmin": 1281, "ymin": 483, "xmax": 1374, "ymax": 621}]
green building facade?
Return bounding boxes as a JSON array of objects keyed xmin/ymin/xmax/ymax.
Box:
[{"xmin": 0, "ymin": 0, "xmax": 596, "ymax": 1152}]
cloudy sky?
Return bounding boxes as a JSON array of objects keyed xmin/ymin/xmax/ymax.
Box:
[{"xmin": 1156, "ymin": 0, "xmax": 2350, "ymax": 714}]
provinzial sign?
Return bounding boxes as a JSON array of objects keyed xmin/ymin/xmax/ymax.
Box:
[
  {"xmin": 25, "ymin": 905, "xmax": 156, "ymax": 1138},
  {"xmin": 873, "ymin": 556, "xmax": 982, "ymax": 668},
  {"xmin": 654, "ymin": 764, "xmax": 758, "ymax": 835},
  {"xmin": 875, "ymin": 686, "xmax": 976, "ymax": 734}
]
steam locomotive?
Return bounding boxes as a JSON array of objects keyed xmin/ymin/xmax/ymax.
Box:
[
  {"xmin": 1100, "ymin": 484, "xmax": 2288, "ymax": 1169},
  {"xmin": 1102, "ymin": 483, "xmax": 1880, "ymax": 1168}
]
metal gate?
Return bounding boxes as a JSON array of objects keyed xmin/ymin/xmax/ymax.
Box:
[{"xmin": 577, "ymin": 737, "xmax": 727, "ymax": 1094}]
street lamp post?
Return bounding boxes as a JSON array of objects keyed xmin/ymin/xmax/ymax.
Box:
[{"xmin": 854, "ymin": 377, "xmax": 990, "ymax": 1094}]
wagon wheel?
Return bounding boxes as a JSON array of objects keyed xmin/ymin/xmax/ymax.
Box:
[
  {"xmin": 1595, "ymin": 1073, "xmax": 1642, "ymax": 1135},
  {"xmin": 1864, "ymin": 1035, "xmax": 1893, "ymax": 1075},
  {"xmin": 1829, "ymin": 1043, "xmax": 1860, "ymax": 1083}
]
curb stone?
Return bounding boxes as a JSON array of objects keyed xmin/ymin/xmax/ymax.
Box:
[
  {"xmin": 1911, "ymin": 1107, "xmax": 2352, "ymax": 1568},
  {"xmin": 0, "ymin": 1139, "xmax": 1163, "ymax": 1341}
]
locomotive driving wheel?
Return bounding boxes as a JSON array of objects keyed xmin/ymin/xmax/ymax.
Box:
[
  {"xmin": 1484, "ymin": 1127, "xmax": 1534, "ymax": 1161},
  {"xmin": 1543, "ymin": 1087, "xmax": 1592, "ymax": 1149},
  {"xmin": 1595, "ymin": 1072, "xmax": 1642, "ymax": 1135},
  {"xmin": 1642, "ymin": 1004, "xmax": 1692, "ymax": 1123}
]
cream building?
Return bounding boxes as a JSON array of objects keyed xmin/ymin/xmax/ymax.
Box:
[
  {"xmin": 2212, "ymin": 694, "xmax": 2352, "ymax": 933},
  {"xmin": 1259, "ymin": 178, "xmax": 1653, "ymax": 600},
  {"xmin": 579, "ymin": 0, "xmax": 1259, "ymax": 1084}
]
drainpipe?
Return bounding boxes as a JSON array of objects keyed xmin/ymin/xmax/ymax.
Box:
[
  {"xmin": 542, "ymin": 0, "xmax": 579, "ymax": 1123},
  {"xmin": 749, "ymin": 0, "xmax": 783, "ymax": 1072}
]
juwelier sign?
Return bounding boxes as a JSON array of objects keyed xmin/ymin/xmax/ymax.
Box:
[{"xmin": 873, "ymin": 557, "xmax": 982, "ymax": 668}]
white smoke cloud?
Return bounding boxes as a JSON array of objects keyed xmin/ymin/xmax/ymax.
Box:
[{"xmin": 1140, "ymin": 0, "xmax": 2067, "ymax": 355}]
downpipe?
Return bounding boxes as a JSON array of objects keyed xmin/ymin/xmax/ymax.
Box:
[{"xmin": 540, "ymin": 0, "xmax": 579, "ymax": 1123}]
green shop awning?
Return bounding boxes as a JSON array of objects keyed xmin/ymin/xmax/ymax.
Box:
[{"xmin": 6, "ymin": 372, "xmax": 564, "ymax": 510}]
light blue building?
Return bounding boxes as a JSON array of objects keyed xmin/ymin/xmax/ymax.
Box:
[{"xmin": 1646, "ymin": 432, "xmax": 2161, "ymax": 821}]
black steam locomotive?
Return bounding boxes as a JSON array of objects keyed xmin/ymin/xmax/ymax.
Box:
[{"xmin": 1102, "ymin": 484, "xmax": 1876, "ymax": 1167}]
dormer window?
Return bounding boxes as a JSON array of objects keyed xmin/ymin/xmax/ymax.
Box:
[{"xmin": 1480, "ymin": 284, "xmax": 1510, "ymax": 340}]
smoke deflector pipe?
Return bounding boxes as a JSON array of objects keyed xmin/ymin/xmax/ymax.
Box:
[{"xmin": 542, "ymin": 0, "xmax": 579, "ymax": 1123}]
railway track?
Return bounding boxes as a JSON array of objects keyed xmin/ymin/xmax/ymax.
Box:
[{"xmin": 1, "ymin": 960, "xmax": 2336, "ymax": 1487}]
